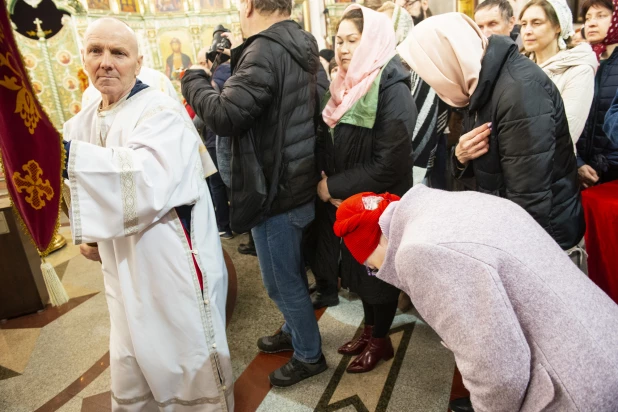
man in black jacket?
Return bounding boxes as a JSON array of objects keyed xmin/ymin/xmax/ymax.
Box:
[{"xmin": 182, "ymin": 0, "xmax": 328, "ymax": 388}]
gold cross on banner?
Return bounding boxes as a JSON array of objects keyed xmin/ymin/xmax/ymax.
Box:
[{"xmin": 33, "ymin": 18, "xmax": 46, "ymax": 39}]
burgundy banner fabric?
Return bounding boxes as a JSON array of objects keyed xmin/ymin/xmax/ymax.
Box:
[{"xmin": 0, "ymin": 1, "xmax": 62, "ymax": 254}]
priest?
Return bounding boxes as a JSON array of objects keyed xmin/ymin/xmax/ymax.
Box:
[{"xmin": 62, "ymin": 17, "xmax": 233, "ymax": 411}]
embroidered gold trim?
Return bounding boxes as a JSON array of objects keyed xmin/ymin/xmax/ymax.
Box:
[
  {"xmin": 111, "ymin": 386, "xmax": 232, "ymax": 407},
  {"xmin": 67, "ymin": 141, "xmax": 82, "ymax": 244},
  {"xmin": 172, "ymin": 209, "xmax": 229, "ymax": 411},
  {"xmin": 116, "ymin": 148, "xmax": 138, "ymax": 236},
  {"xmin": 111, "ymin": 391, "xmax": 153, "ymax": 405}
]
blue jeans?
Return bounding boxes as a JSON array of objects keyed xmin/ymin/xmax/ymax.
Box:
[
  {"xmin": 206, "ymin": 147, "xmax": 231, "ymax": 233},
  {"xmin": 252, "ymin": 201, "xmax": 322, "ymax": 363}
]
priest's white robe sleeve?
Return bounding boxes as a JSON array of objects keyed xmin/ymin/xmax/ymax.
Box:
[{"xmin": 67, "ymin": 108, "xmax": 202, "ymax": 244}]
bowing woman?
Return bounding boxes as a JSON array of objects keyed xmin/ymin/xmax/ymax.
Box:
[
  {"xmin": 334, "ymin": 189, "xmax": 618, "ymax": 412},
  {"xmin": 313, "ymin": 4, "xmax": 416, "ymax": 373}
]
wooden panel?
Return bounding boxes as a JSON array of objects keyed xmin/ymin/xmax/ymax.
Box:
[{"xmin": 0, "ymin": 206, "xmax": 45, "ymax": 320}]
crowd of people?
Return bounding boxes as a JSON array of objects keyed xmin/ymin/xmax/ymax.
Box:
[{"xmin": 61, "ymin": 0, "xmax": 618, "ymax": 411}]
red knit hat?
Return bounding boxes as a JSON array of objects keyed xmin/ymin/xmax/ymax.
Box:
[{"xmin": 333, "ymin": 192, "xmax": 400, "ymax": 264}]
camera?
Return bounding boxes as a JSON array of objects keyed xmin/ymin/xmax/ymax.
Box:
[{"xmin": 207, "ymin": 24, "xmax": 232, "ymax": 64}]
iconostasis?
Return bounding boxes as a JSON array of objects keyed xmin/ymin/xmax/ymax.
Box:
[{"xmin": 6, "ymin": 0, "xmax": 242, "ymax": 131}]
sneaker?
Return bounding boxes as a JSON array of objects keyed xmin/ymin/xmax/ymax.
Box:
[
  {"xmin": 311, "ymin": 292, "xmax": 339, "ymax": 309},
  {"xmin": 269, "ymin": 355, "xmax": 328, "ymax": 388},
  {"xmin": 219, "ymin": 230, "xmax": 234, "ymax": 240},
  {"xmin": 257, "ymin": 330, "xmax": 293, "ymax": 354}
]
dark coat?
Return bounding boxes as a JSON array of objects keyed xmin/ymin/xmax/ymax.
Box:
[
  {"xmin": 578, "ymin": 48, "xmax": 618, "ymax": 176},
  {"xmin": 453, "ymin": 36, "xmax": 584, "ymax": 250},
  {"xmin": 182, "ymin": 20, "xmax": 328, "ymax": 218},
  {"xmin": 318, "ymin": 58, "xmax": 416, "ymax": 199},
  {"xmin": 314, "ymin": 57, "xmax": 416, "ymax": 303}
]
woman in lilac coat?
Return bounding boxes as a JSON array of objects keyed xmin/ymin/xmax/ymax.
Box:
[{"xmin": 334, "ymin": 186, "xmax": 618, "ymax": 412}]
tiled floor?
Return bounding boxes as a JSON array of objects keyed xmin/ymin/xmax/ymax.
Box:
[{"xmin": 0, "ymin": 230, "xmax": 466, "ymax": 412}]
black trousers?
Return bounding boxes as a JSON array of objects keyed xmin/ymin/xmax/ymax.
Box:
[
  {"xmin": 309, "ymin": 200, "xmax": 340, "ymax": 296},
  {"xmin": 362, "ymin": 299, "xmax": 398, "ymax": 338},
  {"xmin": 206, "ymin": 146, "xmax": 231, "ymax": 233}
]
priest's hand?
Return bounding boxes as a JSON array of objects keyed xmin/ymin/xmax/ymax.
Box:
[
  {"xmin": 80, "ymin": 243, "xmax": 101, "ymax": 263},
  {"xmin": 455, "ymin": 122, "xmax": 491, "ymax": 166},
  {"xmin": 318, "ymin": 171, "xmax": 331, "ymax": 202}
]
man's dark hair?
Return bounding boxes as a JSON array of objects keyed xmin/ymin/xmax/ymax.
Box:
[
  {"xmin": 475, "ymin": 0, "xmax": 514, "ymax": 22},
  {"xmin": 580, "ymin": 0, "xmax": 614, "ymax": 19},
  {"xmin": 251, "ymin": 0, "xmax": 292, "ymax": 16}
]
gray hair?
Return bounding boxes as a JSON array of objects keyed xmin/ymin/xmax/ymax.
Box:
[
  {"xmin": 248, "ymin": 0, "xmax": 292, "ymax": 16},
  {"xmin": 475, "ymin": 0, "xmax": 514, "ymax": 23}
]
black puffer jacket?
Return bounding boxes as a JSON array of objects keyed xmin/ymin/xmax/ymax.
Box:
[
  {"xmin": 318, "ymin": 57, "xmax": 416, "ymax": 199},
  {"xmin": 577, "ymin": 48, "xmax": 618, "ymax": 174},
  {"xmin": 182, "ymin": 20, "xmax": 328, "ymax": 217},
  {"xmin": 454, "ymin": 36, "xmax": 584, "ymax": 250}
]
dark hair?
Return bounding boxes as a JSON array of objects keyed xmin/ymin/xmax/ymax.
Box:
[
  {"xmin": 475, "ymin": 0, "xmax": 514, "ymax": 22},
  {"xmin": 337, "ymin": 8, "xmax": 364, "ymax": 34},
  {"xmin": 580, "ymin": 0, "xmax": 613, "ymax": 19},
  {"xmin": 329, "ymin": 58, "xmax": 338, "ymax": 74},
  {"xmin": 520, "ymin": 0, "xmax": 574, "ymax": 50},
  {"xmin": 320, "ymin": 49, "xmax": 335, "ymax": 62},
  {"xmin": 251, "ymin": 0, "xmax": 292, "ymax": 16}
]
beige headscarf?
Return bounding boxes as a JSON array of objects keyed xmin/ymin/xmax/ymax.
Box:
[{"xmin": 397, "ymin": 13, "xmax": 488, "ymax": 107}]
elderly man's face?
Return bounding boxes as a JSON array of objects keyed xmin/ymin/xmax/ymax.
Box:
[
  {"xmin": 82, "ymin": 19, "xmax": 142, "ymax": 104},
  {"xmin": 475, "ymin": 6, "xmax": 514, "ymax": 37}
]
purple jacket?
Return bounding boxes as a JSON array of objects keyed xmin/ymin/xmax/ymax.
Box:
[{"xmin": 378, "ymin": 185, "xmax": 618, "ymax": 412}]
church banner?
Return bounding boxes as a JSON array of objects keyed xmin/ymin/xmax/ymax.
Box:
[{"xmin": 0, "ymin": 1, "xmax": 63, "ymax": 255}]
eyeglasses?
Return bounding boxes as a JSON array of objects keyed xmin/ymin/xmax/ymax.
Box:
[{"xmin": 366, "ymin": 266, "xmax": 379, "ymax": 276}]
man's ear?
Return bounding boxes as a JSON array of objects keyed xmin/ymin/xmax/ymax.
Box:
[
  {"xmin": 245, "ymin": 0, "xmax": 254, "ymax": 17},
  {"xmin": 80, "ymin": 48, "xmax": 85, "ymax": 66},
  {"xmin": 509, "ymin": 16, "xmax": 516, "ymax": 32},
  {"xmin": 136, "ymin": 55, "xmax": 143, "ymax": 76}
]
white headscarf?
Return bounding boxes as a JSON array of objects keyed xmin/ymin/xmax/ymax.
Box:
[
  {"xmin": 546, "ymin": 0, "xmax": 575, "ymax": 50},
  {"xmin": 391, "ymin": 3, "xmax": 414, "ymax": 45}
]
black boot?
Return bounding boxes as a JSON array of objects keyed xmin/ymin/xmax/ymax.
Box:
[
  {"xmin": 238, "ymin": 233, "xmax": 257, "ymax": 256},
  {"xmin": 311, "ymin": 292, "xmax": 339, "ymax": 309},
  {"xmin": 449, "ymin": 397, "xmax": 474, "ymax": 412}
]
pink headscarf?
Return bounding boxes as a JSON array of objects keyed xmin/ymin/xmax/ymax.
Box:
[
  {"xmin": 591, "ymin": 0, "xmax": 618, "ymax": 61},
  {"xmin": 396, "ymin": 13, "xmax": 488, "ymax": 108},
  {"xmin": 322, "ymin": 5, "xmax": 397, "ymax": 128}
]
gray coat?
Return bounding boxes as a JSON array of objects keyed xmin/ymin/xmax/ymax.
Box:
[{"xmin": 378, "ymin": 185, "xmax": 618, "ymax": 412}]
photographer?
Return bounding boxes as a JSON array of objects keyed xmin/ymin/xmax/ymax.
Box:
[
  {"xmin": 182, "ymin": 0, "xmax": 329, "ymax": 388},
  {"xmin": 193, "ymin": 29, "xmax": 235, "ymax": 240}
]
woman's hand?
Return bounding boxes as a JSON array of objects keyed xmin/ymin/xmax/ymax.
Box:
[
  {"xmin": 80, "ymin": 243, "xmax": 101, "ymax": 263},
  {"xmin": 578, "ymin": 164, "xmax": 599, "ymax": 188},
  {"xmin": 455, "ymin": 122, "xmax": 491, "ymax": 166},
  {"xmin": 318, "ymin": 171, "xmax": 331, "ymax": 202}
]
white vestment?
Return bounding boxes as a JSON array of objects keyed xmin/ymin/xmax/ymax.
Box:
[
  {"xmin": 81, "ymin": 67, "xmax": 180, "ymax": 107},
  {"xmin": 63, "ymin": 86, "xmax": 232, "ymax": 411}
]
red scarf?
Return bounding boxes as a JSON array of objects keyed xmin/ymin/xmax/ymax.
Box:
[{"xmin": 591, "ymin": 0, "xmax": 618, "ymax": 60}]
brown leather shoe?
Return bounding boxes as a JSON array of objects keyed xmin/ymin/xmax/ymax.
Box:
[
  {"xmin": 346, "ymin": 336, "xmax": 394, "ymax": 374},
  {"xmin": 338, "ymin": 325, "xmax": 373, "ymax": 355}
]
